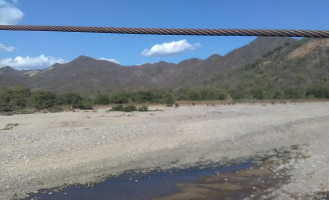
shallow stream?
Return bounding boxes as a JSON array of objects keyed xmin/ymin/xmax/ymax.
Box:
[{"xmin": 24, "ymin": 160, "xmax": 253, "ymax": 200}]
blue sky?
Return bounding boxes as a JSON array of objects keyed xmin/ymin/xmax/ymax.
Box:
[{"xmin": 1, "ymin": 0, "xmax": 329, "ymax": 70}]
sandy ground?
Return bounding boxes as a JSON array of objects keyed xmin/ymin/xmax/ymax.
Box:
[{"xmin": 0, "ymin": 102, "xmax": 329, "ymax": 199}]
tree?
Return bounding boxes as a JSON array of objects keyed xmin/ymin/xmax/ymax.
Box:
[
  {"xmin": 186, "ymin": 89, "xmax": 201, "ymax": 100},
  {"xmin": 284, "ymin": 87, "xmax": 306, "ymax": 99},
  {"xmin": 110, "ymin": 93, "xmax": 129, "ymax": 104},
  {"xmin": 216, "ymin": 90, "xmax": 228, "ymax": 100},
  {"xmin": 62, "ymin": 93, "xmax": 83, "ymax": 106},
  {"xmin": 306, "ymin": 85, "xmax": 329, "ymax": 98},
  {"xmin": 231, "ymin": 87, "xmax": 246, "ymax": 100},
  {"xmin": 162, "ymin": 93, "xmax": 175, "ymax": 106},
  {"xmin": 31, "ymin": 91, "xmax": 57, "ymax": 109},
  {"xmin": 131, "ymin": 91, "xmax": 155, "ymax": 103},
  {"xmin": 95, "ymin": 94, "xmax": 110, "ymax": 105},
  {"xmin": 0, "ymin": 87, "xmax": 31, "ymax": 111}
]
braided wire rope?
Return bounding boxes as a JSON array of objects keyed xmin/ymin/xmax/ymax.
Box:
[{"xmin": 1, "ymin": 25, "xmax": 329, "ymax": 38}]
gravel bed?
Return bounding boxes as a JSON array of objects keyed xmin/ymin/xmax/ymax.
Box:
[{"xmin": 0, "ymin": 103, "xmax": 329, "ymax": 199}]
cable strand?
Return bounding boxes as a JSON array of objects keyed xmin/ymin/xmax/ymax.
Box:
[{"xmin": 1, "ymin": 25, "xmax": 329, "ymax": 38}]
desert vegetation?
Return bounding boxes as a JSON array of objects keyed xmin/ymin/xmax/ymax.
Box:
[
  {"xmin": 0, "ymin": 86, "xmax": 93, "ymax": 113},
  {"xmin": 1, "ymin": 85, "xmax": 329, "ymax": 114}
]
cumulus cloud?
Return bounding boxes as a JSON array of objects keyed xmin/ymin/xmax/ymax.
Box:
[
  {"xmin": 0, "ymin": 0, "xmax": 23, "ymax": 25},
  {"xmin": 141, "ymin": 39, "xmax": 201, "ymax": 57},
  {"xmin": 0, "ymin": 43, "xmax": 15, "ymax": 52},
  {"xmin": 0, "ymin": 54, "xmax": 66, "ymax": 70},
  {"xmin": 99, "ymin": 57, "xmax": 120, "ymax": 64}
]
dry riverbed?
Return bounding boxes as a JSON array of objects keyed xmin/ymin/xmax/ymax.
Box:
[{"xmin": 1, "ymin": 102, "xmax": 329, "ymax": 199}]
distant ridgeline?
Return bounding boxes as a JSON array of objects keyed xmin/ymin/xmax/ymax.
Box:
[{"xmin": 1, "ymin": 37, "xmax": 329, "ymax": 112}]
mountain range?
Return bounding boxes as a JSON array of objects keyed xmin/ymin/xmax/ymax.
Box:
[{"xmin": 1, "ymin": 37, "xmax": 329, "ymax": 95}]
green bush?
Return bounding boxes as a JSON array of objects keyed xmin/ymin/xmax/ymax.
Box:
[
  {"xmin": 110, "ymin": 94, "xmax": 129, "ymax": 104},
  {"xmin": 95, "ymin": 94, "xmax": 110, "ymax": 105},
  {"xmin": 216, "ymin": 90, "xmax": 228, "ymax": 100},
  {"xmin": 230, "ymin": 89, "xmax": 246, "ymax": 100},
  {"xmin": 111, "ymin": 104, "xmax": 123, "ymax": 111},
  {"xmin": 273, "ymin": 90, "xmax": 284, "ymax": 99},
  {"xmin": 186, "ymin": 89, "xmax": 201, "ymax": 100},
  {"xmin": 31, "ymin": 91, "xmax": 57, "ymax": 109},
  {"xmin": 306, "ymin": 85, "xmax": 329, "ymax": 99},
  {"xmin": 62, "ymin": 93, "xmax": 83, "ymax": 106},
  {"xmin": 123, "ymin": 105, "xmax": 137, "ymax": 112},
  {"xmin": 284, "ymin": 87, "xmax": 306, "ymax": 99},
  {"xmin": 0, "ymin": 86, "xmax": 32, "ymax": 112},
  {"xmin": 73, "ymin": 99, "xmax": 93, "ymax": 110},
  {"xmin": 163, "ymin": 93, "xmax": 175, "ymax": 107},
  {"xmin": 131, "ymin": 91, "xmax": 154, "ymax": 103}
]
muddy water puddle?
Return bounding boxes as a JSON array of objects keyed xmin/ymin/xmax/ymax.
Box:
[{"xmin": 23, "ymin": 145, "xmax": 309, "ymax": 200}]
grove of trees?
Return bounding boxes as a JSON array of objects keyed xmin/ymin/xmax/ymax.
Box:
[{"xmin": 1, "ymin": 85, "xmax": 329, "ymax": 113}]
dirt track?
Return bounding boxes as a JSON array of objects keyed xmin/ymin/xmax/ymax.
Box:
[{"xmin": 0, "ymin": 102, "xmax": 329, "ymax": 199}]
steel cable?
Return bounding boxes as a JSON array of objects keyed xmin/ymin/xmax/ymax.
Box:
[{"xmin": 1, "ymin": 25, "xmax": 329, "ymax": 38}]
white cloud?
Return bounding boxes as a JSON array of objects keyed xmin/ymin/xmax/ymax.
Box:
[
  {"xmin": 0, "ymin": 43, "xmax": 15, "ymax": 52},
  {"xmin": 99, "ymin": 57, "xmax": 120, "ymax": 64},
  {"xmin": 0, "ymin": 0, "xmax": 23, "ymax": 25},
  {"xmin": 141, "ymin": 39, "xmax": 201, "ymax": 57},
  {"xmin": 0, "ymin": 54, "xmax": 66, "ymax": 70}
]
